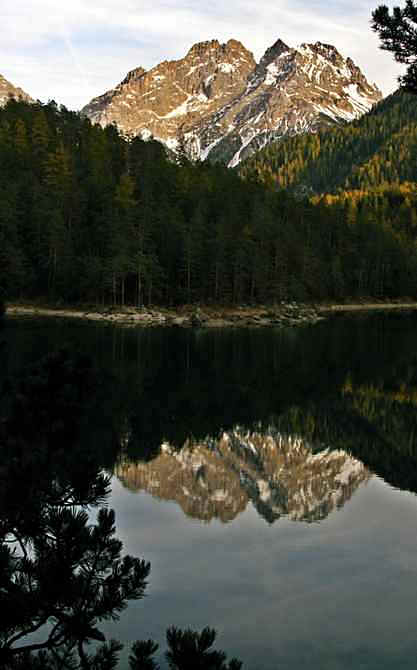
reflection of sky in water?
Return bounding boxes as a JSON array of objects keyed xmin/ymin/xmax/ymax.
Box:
[{"xmin": 104, "ymin": 474, "xmax": 417, "ymax": 669}]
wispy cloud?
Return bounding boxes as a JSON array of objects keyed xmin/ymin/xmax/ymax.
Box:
[{"xmin": 0, "ymin": 0, "xmax": 405, "ymax": 109}]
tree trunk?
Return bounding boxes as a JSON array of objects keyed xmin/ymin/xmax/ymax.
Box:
[
  {"xmin": 148, "ymin": 278, "xmax": 153, "ymax": 306},
  {"xmin": 137, "ymin": 268, "xmax": 142, "ymax": 308},
  {"xmin": 112, "ymin": 273, "xmax": 117, "ymax": 306}
]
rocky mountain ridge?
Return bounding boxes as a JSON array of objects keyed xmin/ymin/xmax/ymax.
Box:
[
  {"xmin": 114, "ymin": 429, "xmax": 370, "ymax": 524},
  {"xmin": 82, "ymin": 37, "xmax": 382, "ymax": 166},
  {"xmin": 83, "ymin": 39, "xmax": 256, "ymax": 153},
  {"xmin": 0, "ymin": 73, "xmax": 33, "ymax": 107}
]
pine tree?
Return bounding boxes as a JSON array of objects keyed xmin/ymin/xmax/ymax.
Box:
[
  {"xmin": 0, "ymin": 351, "xmax": 150, "ymax": 670},
  {"xmin": 372, "ymin": 0, "xmax": 417, "ymax": 91}
]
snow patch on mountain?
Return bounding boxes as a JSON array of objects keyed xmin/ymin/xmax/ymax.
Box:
[{"xmin": 218, "ymin": 63, "xmax": 236, "ymax": 74}]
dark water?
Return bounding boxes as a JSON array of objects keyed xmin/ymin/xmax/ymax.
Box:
[{"xmin": 3, "ymin": 313, "xmax": 417, "ymax": 668}]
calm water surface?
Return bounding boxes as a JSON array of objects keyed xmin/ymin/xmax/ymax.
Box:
[{"xmin": 3, "ymin": 313, "xmax": 417, "ymax": 669}]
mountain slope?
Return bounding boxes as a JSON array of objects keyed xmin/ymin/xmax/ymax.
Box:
[
  {"xmin": 0, "ymin": 74, "xmax": 33, "ymax": 106},
  {"xmin": 239, "ymin": 90, "xmax": 417, "ymax": 193},
  {"xmin": 82, "ymin": 38, "xmax": 381, "ymax": 165},
  {"xmin": 204, "ymin": 40, "xmax": 381, "ymax": 166}
]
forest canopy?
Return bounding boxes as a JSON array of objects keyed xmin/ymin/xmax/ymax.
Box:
[{"xmin": 0, "ymin": 98, "xmax": 417, "ymax": 307}]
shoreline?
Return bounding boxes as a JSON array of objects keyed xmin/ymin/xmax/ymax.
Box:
[
  {"xmin": 319, "ymin": 302, "xmax": 417, "ymax": 313},
  {"xmin": 6, "ymin": 303, "xmax": 322, "ymax": 328},
  {"xmin": 5, "ymin": 301, "xmax": 417, "ymax": 329}
]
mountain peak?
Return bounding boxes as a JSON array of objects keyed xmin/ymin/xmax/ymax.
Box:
[
  {"xmin": 226, "ymin": 38, "xmax": 248, "ymax": 50},
  {"xmin": 259, "ymin": 38, "xmax": 291, "ymax": 67},
  {"xmin": 186, "ymin": 39, "xmax": 221, "ymax": 57},
  {"xmin": 304, "ymin": 41, "xmax": 340, "ymax": 58},
  {"xmin": 82, "ymin": 38, "xmax": 256, "ymax": 146},
  {"xmin": 121, "ymin": 66, "xmax": 147, "ymax": 86},
  {"xmin": 185, "ymin": 38, "xmax": 253, "ymax": 62},
  {"xmin": 0, "ymin": 73, "xmax": 34, "ymax": 107}
]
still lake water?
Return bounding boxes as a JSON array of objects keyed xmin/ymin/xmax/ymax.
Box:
[{"xmin": 3, "ymin": 313, "xmax": 417, "ymax": 669}]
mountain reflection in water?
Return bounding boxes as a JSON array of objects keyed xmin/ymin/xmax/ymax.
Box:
[{"xmin": 114, "ymin": 429, "xmax": 370, "ymax": 523}]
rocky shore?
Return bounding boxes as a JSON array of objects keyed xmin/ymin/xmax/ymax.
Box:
[
  {"xmin": 9, "ymin": 301, "xmax": 417, "ymax": 328},
  {"xmin": 7, "ymin": 303, "xmax": 324, "ymax": 328}
]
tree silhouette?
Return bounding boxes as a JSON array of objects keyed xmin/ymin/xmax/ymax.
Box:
[
  {"xmin": 129, "ymin": 639, "xmax": 160, "ymax": 670},
  {"xmin": 129, "ymin": 628, "xmax": 242, "ymax": 670},
  {"xmin": 372, "ymin": 0, "xmax": 417, "ymax": 91},
  {"xmin": 165, "ymin": 627, "xmax": 242, "ymax": 670},
  {"xmin": 0, "ymin": 351, "xmax": 150, "ymax": 669},
  {"xmin": 0, "ymin": 350, "xmax": 243, "ymax": 670}
]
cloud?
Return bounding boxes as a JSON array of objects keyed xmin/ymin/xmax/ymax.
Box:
[{"xmin": 0, "ymin": 0, "xmax": 405, "ymax": 110}]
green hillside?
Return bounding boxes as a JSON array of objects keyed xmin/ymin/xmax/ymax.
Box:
[{"xmin": 239, "ymin": 90, "xmax": 417, "ymax": 194}]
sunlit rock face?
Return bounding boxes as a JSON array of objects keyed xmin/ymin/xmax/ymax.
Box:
[
  {"xmin": 82, "ymin": 39, "xmax": 256, "ymax": 155},
  {"xmin": 114, "ymin": 429, "xmax": 370, "ymax": 524},
  {"xmin": 82, "ymin": 38, "xmax": 381, "ymax": 166},
  {"xmin": 0, "ymin": 74, "xmax": 33, "ymax": 106}
]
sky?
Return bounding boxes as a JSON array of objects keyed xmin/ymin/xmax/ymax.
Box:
[{"xmin": 1, "ymin": 0, "xmax": 405, "ymax": 111}]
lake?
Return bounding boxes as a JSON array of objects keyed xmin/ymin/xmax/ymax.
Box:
[{"xmin": 3, "ymin": 312, "xmax": 417, "ymax": 669}]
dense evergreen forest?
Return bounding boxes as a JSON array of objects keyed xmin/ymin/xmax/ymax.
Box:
[{"xmin": 1, "ymin": 96, "xmax": 417, "ymax": 306}]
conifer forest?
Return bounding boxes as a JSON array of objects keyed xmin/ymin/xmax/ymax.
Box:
[{"xmin": 2, "ymin": 93, "xmax": 417, "ymax": 308}]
